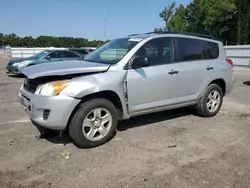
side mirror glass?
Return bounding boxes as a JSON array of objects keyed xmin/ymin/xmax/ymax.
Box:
[
  {"xmin": 131, "ymin": 56, "xmax": 148, "ymax": 69},
  {"xmin": 45, "ymin": 55, "xmax": 51, "ymax": 60}
]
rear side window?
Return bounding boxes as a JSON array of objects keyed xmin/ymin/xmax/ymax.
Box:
[
  {"xmin": 49, "ymin": 51, "xmax": 62, "ymax": 58},
  {"xmin": 62, "ymin": 51, "xmax": 79, "ymax": 58},
  {"xmin": 175, "ymin": 38, "xmax": 202, "ymax": 62},
  {"xmin": 71, "ymin": 49, "xmax": 88, "ymax": 55},
  {"xmin": 202, "ymin": 41, "xmax": 219, "ymax": 59},
  {"xmin": 79, "ymin": 50, "xmax": 88, "ymax": 55}
]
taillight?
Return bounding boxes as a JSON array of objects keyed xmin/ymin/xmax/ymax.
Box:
[{"xmin": 226, "ymin": 58, "xmax": 233, "ymax": 66}]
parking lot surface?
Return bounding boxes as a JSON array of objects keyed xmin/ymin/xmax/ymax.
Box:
[{"xmin": 1, "ymin": 56, "xmax": 250, "ymax": 188}]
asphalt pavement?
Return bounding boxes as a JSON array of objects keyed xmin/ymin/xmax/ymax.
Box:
[{"xmin": 1, "ymin": 56, "xmax": 250, "ymax": 188}]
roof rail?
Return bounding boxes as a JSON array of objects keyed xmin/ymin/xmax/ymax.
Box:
[
  {"xmin": 144, "ymin": 31, "xmax": 217, "ymax": 40},
  {"xmin": 128, "ymin": 32, "xmax": 156, "ymax": 37},
  {"xmin": 128, "ymin": 34, "xmax": 140, "ymax": 36}
]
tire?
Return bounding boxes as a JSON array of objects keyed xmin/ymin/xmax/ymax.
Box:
[
  {"xmin": 69, "ymin": 98, "xmax": 118, "ymax": 148},
  {"xmin": 195, "ymin": 84, "xmax": 223, "ymax": 117}
]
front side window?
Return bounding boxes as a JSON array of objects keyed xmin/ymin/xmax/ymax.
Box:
[
  {"xmin": 84, "ymin": 38, "xmax": 140, "ymax": 64},
  {"xmin": 134, "ymin": 37, "xmax": 174, "ymax": 66},
  {"xmin": 33, "ymin": 50, "xmax": 51, "ymax": 59},
  {"xmin": 175, "ymin": 38, "xmax": 202, "ymax": 62}
]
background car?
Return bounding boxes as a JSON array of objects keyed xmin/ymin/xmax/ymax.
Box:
[
  {"xmin": 68, "ymin": 48, "xmax": 92, "ymax": 56},
  {"xmin": 6, "ymin": 49, "xmax": 82, "ymax": 75}
]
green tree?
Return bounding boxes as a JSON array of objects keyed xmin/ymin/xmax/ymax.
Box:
[
  {"xmin": 156, "ymin": 0, "xmax": 249, "ymax": 45},
  {"xmin": 236, "ymin": 0, "xmax": 250, "ymax": 44},
  {"xmin": 0, "ymin": 33, "xmax": 106, "ymax": 47},
  {"xmin": 155, "ymin": 2, "xmax": 176, "ymax": 31},
  {"xmin": 167, "ymin": 4, "xmax": 187, "ymax": 32}
]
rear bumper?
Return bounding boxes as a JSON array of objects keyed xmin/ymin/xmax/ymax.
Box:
[
  {"xmin": 19, "ymin": 85, "xmax": 81, "ymax": 130},
  {"xmin": 225, "ymin": 74, "xmax": 234, "ymax": 96}
]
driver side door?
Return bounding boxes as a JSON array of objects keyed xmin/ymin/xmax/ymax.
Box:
[{"xmin": 126, "ymin": 37, "xmax": 179, "ymax": 116}]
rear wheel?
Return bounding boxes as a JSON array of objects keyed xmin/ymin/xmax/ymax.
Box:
[
  {"xmin": 195, "ymin": 84, "xmax": 223, "ymax": 117},
  {"xmin": 69, "ymin": 98, "xmax": 118, "ymax": 148}
]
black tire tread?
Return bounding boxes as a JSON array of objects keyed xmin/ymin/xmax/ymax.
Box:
[
  {"xmin": 69, "ymin": 98, "xmax": 118, "ymax": 148},
  {"xmin": 196, "ymin": 84, "xmax": 223, "ymax": 117}
]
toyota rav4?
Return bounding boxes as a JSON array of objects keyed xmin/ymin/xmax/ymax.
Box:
[{"xmin": 19, "ymin": 31, "xmax": 234, "ymax": 148}]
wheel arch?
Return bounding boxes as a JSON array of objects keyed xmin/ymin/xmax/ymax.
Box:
[
  {"xmin": 66, "ymin": 90, "xmax": 124, "ymax": 130},
  {"xmin": 208, "ymin": 78, "xmax": 226, "ymax": 96}
]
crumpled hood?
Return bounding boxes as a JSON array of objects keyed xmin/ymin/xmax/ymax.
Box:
[{"xmin": 21, "ymin": 60, "xmax": 110, "ymax": 79}]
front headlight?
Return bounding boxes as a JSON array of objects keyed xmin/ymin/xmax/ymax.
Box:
[
  {"xmin": 12, "ymin": 62, "xmax": 21, "ymax": 66},
  {"xmin": 39, "ymin": 80, "xmax": 70, "ymax": 96},
  {"xmin": 13, "ymin": 61, "xmax": 27, "ymax": 66}
]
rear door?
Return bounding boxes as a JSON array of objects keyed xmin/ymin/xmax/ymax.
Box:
[
  {"xmin": 61, "ymin": 51, "xmax": 81, "ymax": 61},
  {"xmin": 48, "ymin": 51, "xmax": 63, "ymax": 62},
  {"xmin": 174, "ymin": 37, "xmax": 216, "ymax": 102}
]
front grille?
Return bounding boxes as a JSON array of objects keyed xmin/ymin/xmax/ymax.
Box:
[
  {"xmin": 23, "ymin": 79, "xmax": 39, "ymax": 93},
  {"xmin": 43, "ymin": 109, "xmax": 50, "ymax": 120}
]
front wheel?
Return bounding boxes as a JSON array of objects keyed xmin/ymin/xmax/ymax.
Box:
[
  {"xmin": 69, "ymin": 98, "xmax": 118, "ymax": 148},
  {"xmin": 195, "ymin": 84, "xmax": 223, "ymax": 117}
]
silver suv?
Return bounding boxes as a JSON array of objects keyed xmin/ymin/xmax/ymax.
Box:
[{"xmin": 19, "ymin": 32, "xmax": 234, "ymax": 148}]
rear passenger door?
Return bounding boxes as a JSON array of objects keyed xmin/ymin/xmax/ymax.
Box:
[
  {"xmin": 47, "ymin": 51, "xmax": 63, "ymax": 62},
  {"xmin": 174, "ymin": 37, "xmax": 217, "ymax": 102},
  {"xmin": 61, "ymin": 51, "xmax": 81, "ymax": 61}
]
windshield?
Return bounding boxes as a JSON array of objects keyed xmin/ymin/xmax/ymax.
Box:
[
  {"xmin": 33, "ymin": 50, "xmax": 51, "ymax": 59},
  {"xmin": 84, "ymin": 38, "xmax": 141, "ymax": 64}
]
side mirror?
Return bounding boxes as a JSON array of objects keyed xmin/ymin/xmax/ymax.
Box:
[
  {"xmin": 45, "ymin": 55, "xmax": 51, "ymax": 60},
  {"xmin": 81, "ymin": 54, "xmax": 86, "ymax": 59},
  {"xmin": 131, "ymin": 56, "xmax": 149, "ymax": 69}
]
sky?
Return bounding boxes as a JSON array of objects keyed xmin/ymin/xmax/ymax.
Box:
[{"xmin": 1, "ymin": 0, "xmax": 191, "ymax": 40}]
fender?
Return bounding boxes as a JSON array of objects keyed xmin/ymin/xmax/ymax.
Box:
[{"xmin": 62, "ymin": 70, "xmax": 130, "ymax": 119}]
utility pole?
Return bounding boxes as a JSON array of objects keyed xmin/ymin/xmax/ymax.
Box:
[{"xmin": 104, "ymin": 7, "xmax": 107, "ymax": 40}]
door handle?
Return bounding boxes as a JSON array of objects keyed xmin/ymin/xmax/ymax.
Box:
[
  {"xmin": 206, "ymin": 66, "xmax": 214, "ymax": 71},
  {"xmin": 168, "ymin": 70, "xmax": 179, "ymax": 75}
]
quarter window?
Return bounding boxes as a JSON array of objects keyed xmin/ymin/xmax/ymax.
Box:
[
  {"xmin": 175, "ymin": 38, "xmax": 202, "ymax": 62},
  {"xmin": 134, "ymin": 37, "xmax": 174, "ymax": 66},
  {"xmin": 202, "ymin": 41, "xmax": 219, "ymax": 59}
]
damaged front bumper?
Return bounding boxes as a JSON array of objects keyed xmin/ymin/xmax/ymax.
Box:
[{"xmin": 19, "ymin": 84, "xmax": 81, "ymax": 130}]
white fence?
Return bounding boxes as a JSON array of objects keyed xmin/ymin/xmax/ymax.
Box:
[
  {"xmin": 224, "ymin": 45, "xmax": 250, "ymax": 66},
  {"xmin": 4, "ymin": 46, "xmax": 250, "ymax": 66},
  {"xmin": 11, "ymin": 48, "xmax": 66, "ymax": 58}
]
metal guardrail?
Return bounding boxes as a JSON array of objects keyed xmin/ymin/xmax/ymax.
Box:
[{"xmin": 225, "ymin": 45, "xmax": 250, "ymax": 66}]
